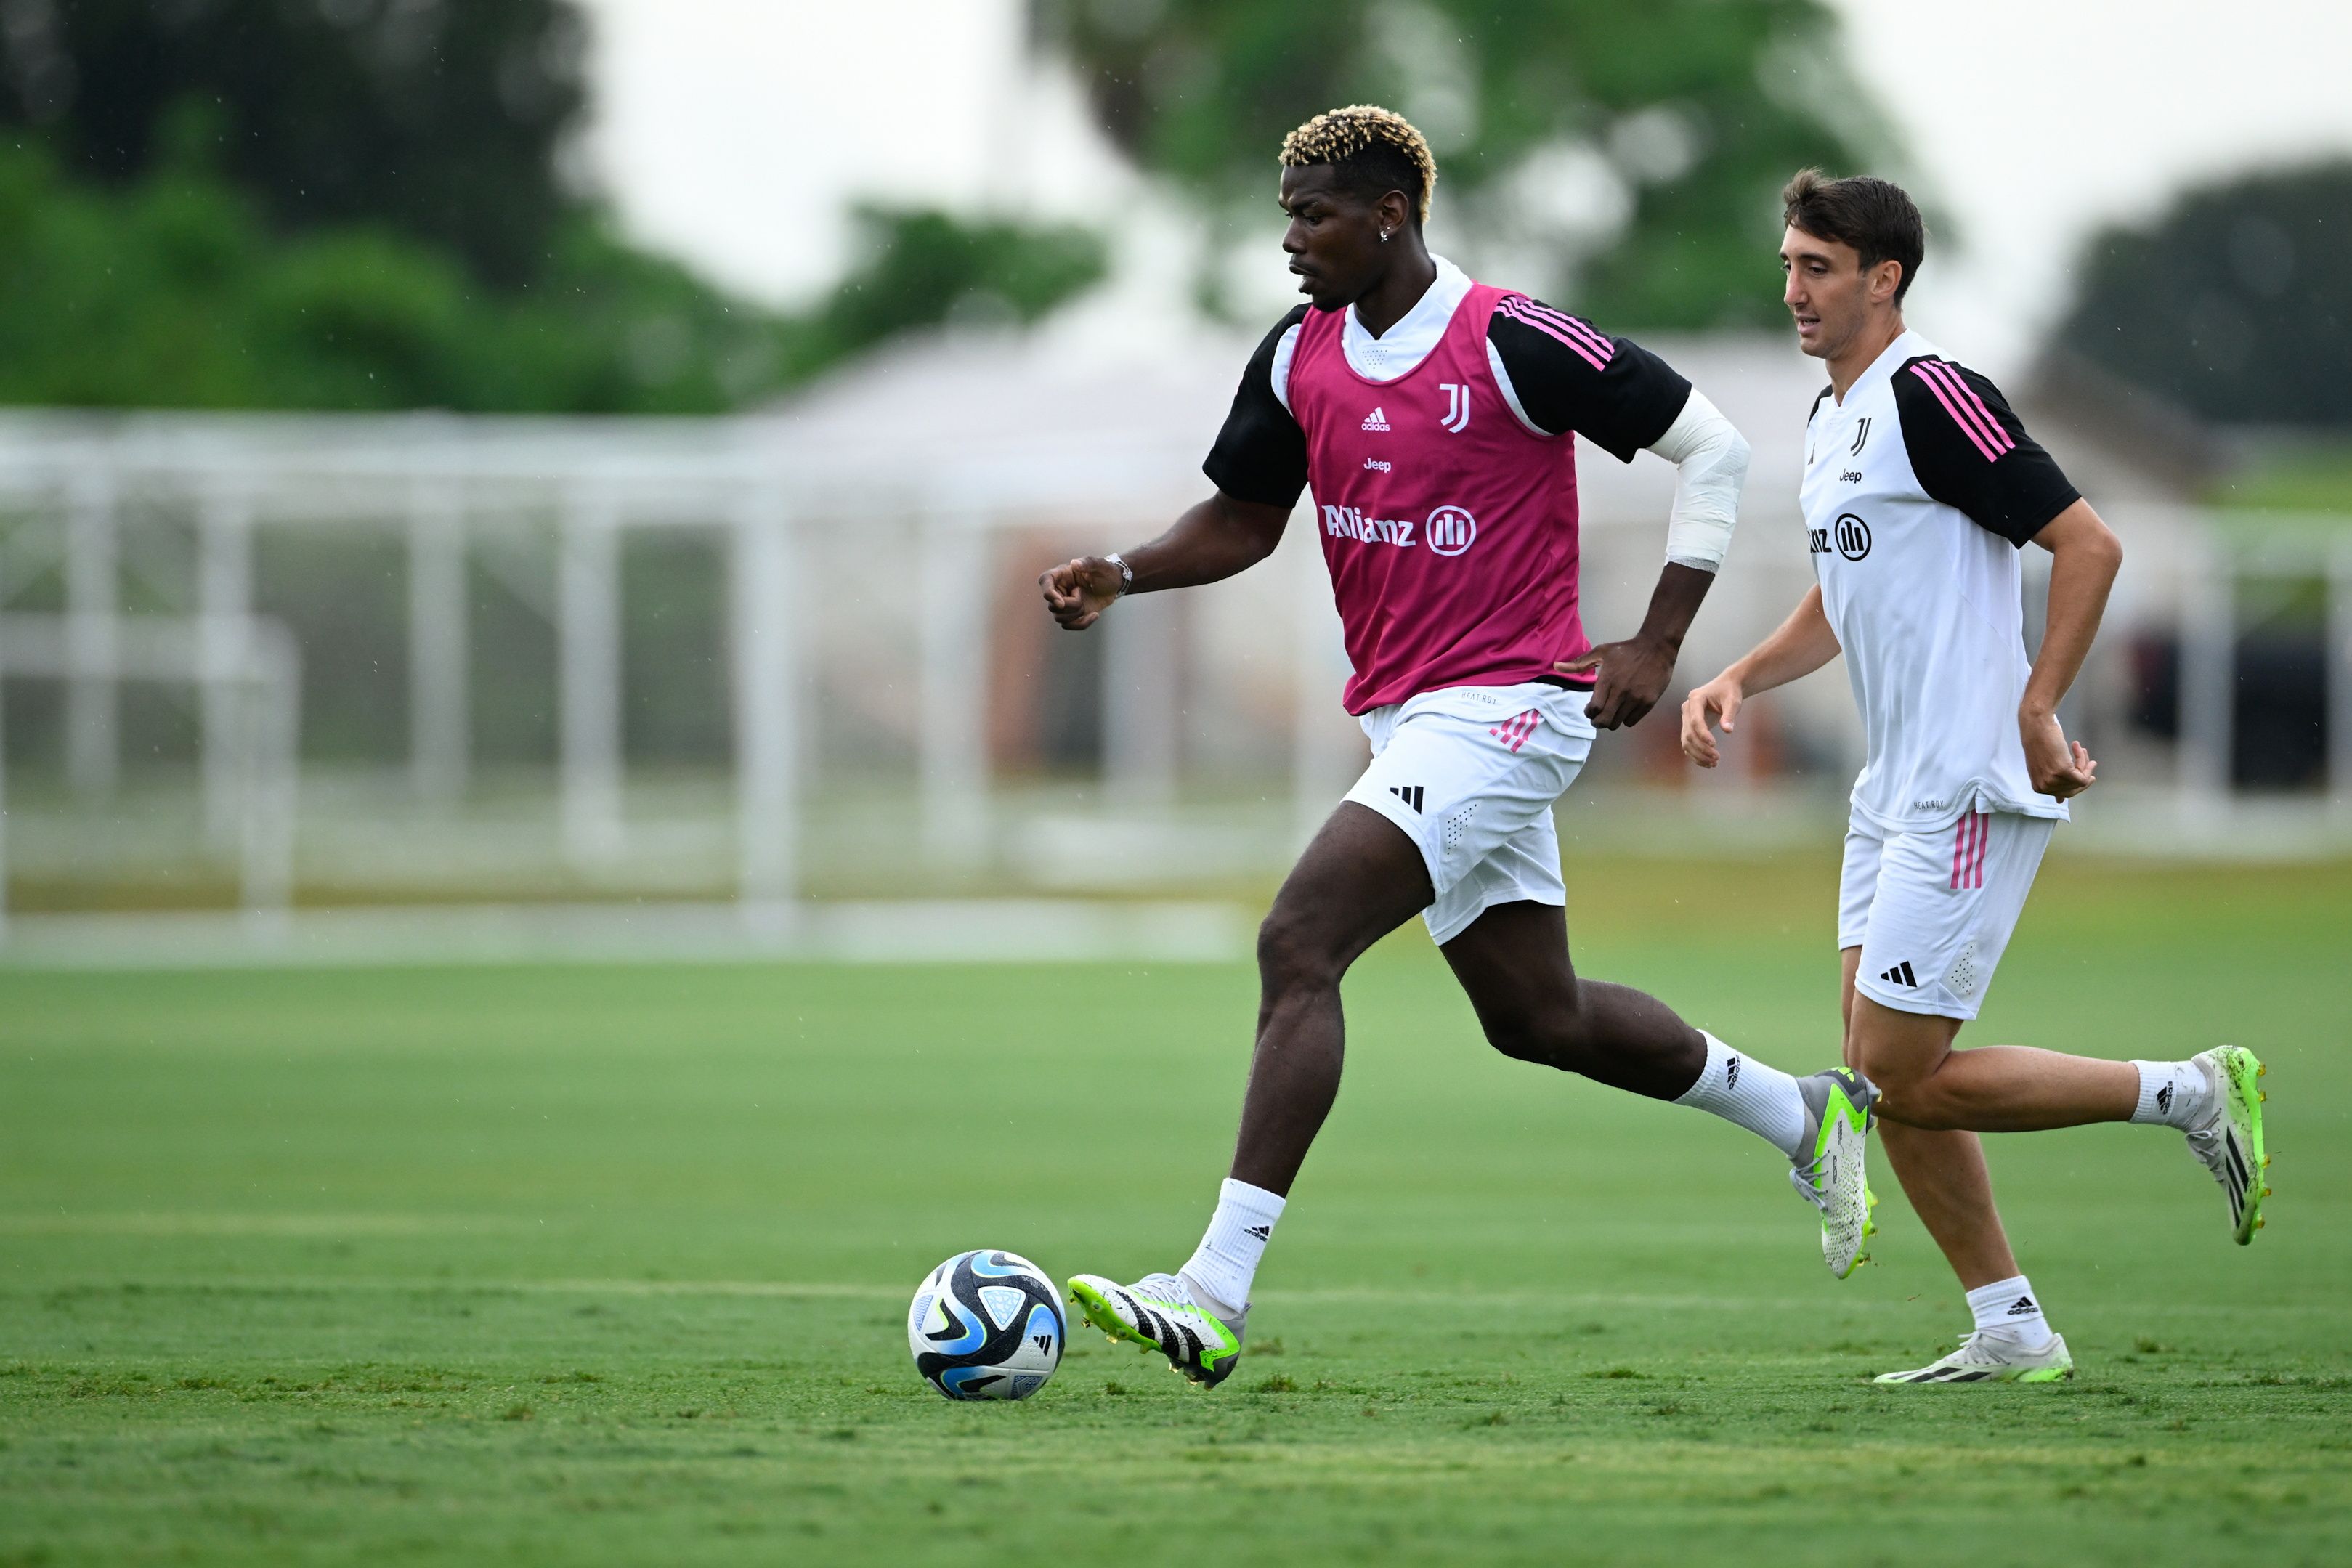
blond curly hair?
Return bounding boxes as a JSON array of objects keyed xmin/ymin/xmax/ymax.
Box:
[{"xmin": 1278, "ymin": 105, "xmax": 1437, "ymax": 224}]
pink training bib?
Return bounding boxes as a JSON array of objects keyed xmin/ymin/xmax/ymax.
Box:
[{"xmin": 1286, "ymin": 280, "xmax": 1590, "ymax": 715}]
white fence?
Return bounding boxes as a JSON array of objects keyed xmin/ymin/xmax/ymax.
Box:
[{"xmin": 0, "ymin": 409, "xmax": 2343, "ymax": 943}]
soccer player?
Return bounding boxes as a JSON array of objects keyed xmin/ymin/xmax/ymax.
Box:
[
  {"xmin": 1037, "ymin": 106, "xmax": 1875, "ymax": 1389},
  {"xmin": 1679, "ymin": 171, "xmax": 2270, "ymax": 1385}
]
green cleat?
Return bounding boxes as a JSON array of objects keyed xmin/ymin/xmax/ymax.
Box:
[
  {"xmin": 1791, "ymin": 1067, "xmax": 1878, "ymax": 1280},
  {"xmin": 2186, "ymin": 1046, "xmax": 2269, "ymax": 1245},
  {"xmin": 1066, "ymin": 1272, "xmax": 1246, "ymax": 1388}
]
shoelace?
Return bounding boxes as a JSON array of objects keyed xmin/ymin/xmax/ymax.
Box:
[
  {"xmin": 1788, "ymin": 1156, "xmax": 1841, "ymax": 1214},
  {"xmin": 1131, "ymin": 1272, "xmax": 1191, "ymax": 1306}
]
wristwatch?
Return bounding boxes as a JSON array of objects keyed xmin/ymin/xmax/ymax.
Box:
[{"xmin": 1105, "ymin": 553, "xmax": 1134, "ymax": 595}]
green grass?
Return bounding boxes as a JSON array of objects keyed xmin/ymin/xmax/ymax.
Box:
[{"xmin": 3, "ymin": 856, "xmax": 2350, "ymax": 1565}]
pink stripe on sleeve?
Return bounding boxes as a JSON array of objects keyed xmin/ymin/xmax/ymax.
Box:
[
  {"xmin": 1918, "ymin": 362, "xmax": 2009, "ymax": 455},
  {"xmin": 1935, "ymin": 363, "xmax": 2016, "ymax": 455},
  {"xmin": 1926, "ymin": 361, "xmax": 2014, "ymax": 454},
  {"xmin": 1499, "ymin": 298, "xmax": 1608, "ymax": 372},
  {"xmin": 1910, "ymin": 364, "xmax": 2002, "ymax": 462},
  {"xmin": 1918, "ymin": 361, "xmax": 2014, "ymax": 456},
  {"xmin": 1514, "ymin": 300, "xmax": 1617, "ymax": 364}
]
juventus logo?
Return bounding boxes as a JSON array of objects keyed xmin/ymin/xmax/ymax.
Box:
[
  {"xmin": 1439, "ymin": 382, "xmax": 1471, "ymax": 433},
  {"xmin": 1849, "ymin": 418, "xmax": 1872, "ymax": 455}
]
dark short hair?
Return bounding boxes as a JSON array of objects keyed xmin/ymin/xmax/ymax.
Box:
[
  {"xmin": 1782, "ymin": 170, "xmax": 1926, "ymax": 304},
  {"xmin": 1281, "ymin": 105, "xmax": 1437, "ymax": 225}
]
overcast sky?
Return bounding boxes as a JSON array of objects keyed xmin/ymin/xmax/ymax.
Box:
[{"xmin": 575, "ymin": 0, "xmax": 2352, "ymax": 373}]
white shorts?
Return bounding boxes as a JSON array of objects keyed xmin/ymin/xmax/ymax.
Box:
[
  {"xmin": 1841, "ymin": 811, "xmax": 2054, "ymax": 1020},
  {"xmin": 1342, "ymin": 682, "xmax": 1596, "ymax": 946}
]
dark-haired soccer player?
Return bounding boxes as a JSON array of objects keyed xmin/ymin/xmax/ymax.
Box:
[
  {"xmin": 1037, "ymin": 106, "xmax": 1875, "ymax": 1389},
  {"xmin": 1680, "ymin": 171, "xmax": 2270, "ymax": 1385}
]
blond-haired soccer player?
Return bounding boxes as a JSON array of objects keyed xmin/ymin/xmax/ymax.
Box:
[
  {"xmin": 1036, "ymin": 109, "xmax": 1874, "ymax": 1390},
  {"xmin": 1679, "ymin": 171, "xmax": 2269, "ymax": 1384}
]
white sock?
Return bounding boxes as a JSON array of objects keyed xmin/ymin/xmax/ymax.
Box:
[
  {"xmin": 2130, "ymin": 1058, "xmax": 2214, "ymax": 1129},
  {"xmin": 1178, "ymin": 1178, "xmax": 1284, "ymax": 1318},
  {"xmin": 1673, "ymin": 1031, "xmax": 1809, "ymax": 1160},
  {"xmin": 1966, "ymin": 1275, "xmax": 2054, "ymax": 1350}
]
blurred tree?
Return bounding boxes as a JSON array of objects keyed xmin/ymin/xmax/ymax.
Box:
[
  {"xmin": 2057, "ymin": 162, "xmax": 2352, "ymax": 429},
  {"xmin": 1032, "ymin": 0, "xmax": 1894, "ymax": 328},
  {"xmin": 0, "ymin": 0, "xmax": 583, "ymax": 288},
  {"xmin": 0, "ymin": 3, "xmax": 1108, "ymax": 410},
  {"xmin": 0, "ymin": 137, "xmax": 1105, "ymax": 413},
  {"xmin": 785, "ymin": 206, "xmax": 1115, "ymax": 381}
]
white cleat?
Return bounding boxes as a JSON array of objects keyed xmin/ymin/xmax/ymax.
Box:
[
  {"xmin": 1791, "ymin": 1067, "xmax": 1878, "ymax": 1279},
  {"xmin": 1875, "ymin": 1330, "xmax": 2075, "ymax": 1385},
  {"xmin": 2183, "ymin": 1046, "xmax": 2269, "ymax": 1245},
  {"xmin": 1065, "ymin": 1271, "xmax": 1246, "ymax": 1388}
]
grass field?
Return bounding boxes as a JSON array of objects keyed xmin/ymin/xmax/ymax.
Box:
[{"xmin": 4, "ymin": 855, "xmax": 2349, "ymax": 1566}]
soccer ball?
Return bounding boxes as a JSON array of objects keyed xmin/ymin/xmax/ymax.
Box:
[{"xmin": 907, "ymin": 1250, "xmax": 1065, "ymax": 1401}]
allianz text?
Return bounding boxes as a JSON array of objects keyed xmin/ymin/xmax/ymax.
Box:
[{"xmin": 1323, "ymin": 505, "xmax": 1416, "ymax": 546}]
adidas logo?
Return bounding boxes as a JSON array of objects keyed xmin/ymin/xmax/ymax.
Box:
[
  {"xmin": 1244, "ymin": 1224, "xmax": 1272, "ymax": 1241},
  {"xmin": 1360, "ymin": 406, "xmax": 1391, "ymax": 431},
  {"xmin": 1724, "ymin": 1055, "xmax": 1741, "ymax": 1090},
  {"xmin": 1032, "ymin": 1332, "xmax": 1054, "ymax": 1353},
  {"xmin": 1389, "ymin": 784, "xmax": 1424, "ymax": 813},
  {"xmin": 1878, "ymin": 960, "xmax": 1919, "ymax": 988},
  {"xmin": 2155, "ymin": 1083, "xmax": 2173, "ymax": 1115},
  {"xmin": 2005, "ymin": 1295, "xmax": 2037, "ymax": 1317}
]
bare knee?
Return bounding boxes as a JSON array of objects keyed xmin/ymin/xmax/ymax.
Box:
[
  {"xmin": 1860, "ymin": 1047, "xmax": 1967, "ymax": 1129},
  {"xmin": 1851, "ymin": 997, "xmax": 1970, "ymax": 1128},
  {"xmin": 1256, "ymin": 908, "xmax": 1345, "ymax": 998},
  {"xmin": 1483, "ymin": 983, "xmax": 1597, "ymax": 1072}
]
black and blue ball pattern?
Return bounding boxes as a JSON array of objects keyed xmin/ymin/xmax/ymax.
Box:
[{"xmin": 906, "ymin": 1250, "xmax": 1064, "ymax": 1401}]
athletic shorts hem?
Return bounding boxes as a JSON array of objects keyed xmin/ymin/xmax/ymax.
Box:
[
  {"xmin": 1852, "ymin": 972, "xmax": 1981, "ymax": 1022},
  {"xmin": 1426, "ymin": 886, "xmax": 1564, "ymax": 948}
]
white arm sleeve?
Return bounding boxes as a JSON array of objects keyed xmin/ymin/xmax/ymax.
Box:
[{"xmin": 1647, "ymin": 390, "xmax": 1749, "ymax": 572}]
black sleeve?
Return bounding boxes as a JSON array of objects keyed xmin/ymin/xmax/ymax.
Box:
[
  {"xmin": 1485, "ymin": 297, "xmax": 1692, "ymax": 462},
  {"xmin": 1202, "ymin": 305, "xmax": 1312, "ymax": 507},
  {"xmin": 1891, "ymin": 357, "xmax": 2081, "ymax": 545}
]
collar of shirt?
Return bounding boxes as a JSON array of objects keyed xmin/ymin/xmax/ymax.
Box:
[
  {"xmin": 1342, "ymin": 254, "xmax": 1472, "ymax": 381},
  {"xmin": 1833, "ymin": 326, "xmax": 1939, "ymax": 412}
]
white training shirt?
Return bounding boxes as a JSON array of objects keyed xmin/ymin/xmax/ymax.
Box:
[{"xmin": 1800, "ymin": 329, "xmax": 2084, "ymax": 833}]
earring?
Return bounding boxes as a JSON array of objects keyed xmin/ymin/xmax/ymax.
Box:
[{"xmin": 1379, "ymin": 229, "xmax": 1392, "ymax": 244}]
